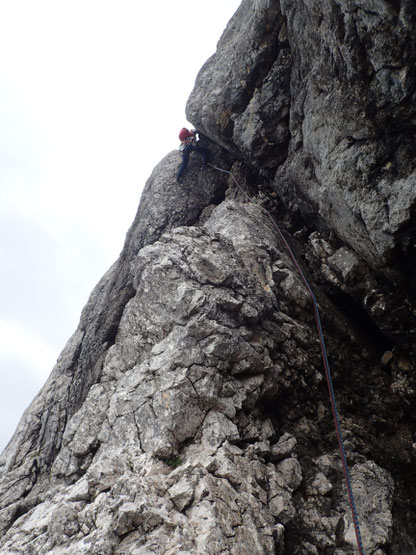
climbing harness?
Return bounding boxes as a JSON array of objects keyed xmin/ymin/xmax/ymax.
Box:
[{"xmin": 207, "ymin": 163, "xmax": 365, "ymax": 555}]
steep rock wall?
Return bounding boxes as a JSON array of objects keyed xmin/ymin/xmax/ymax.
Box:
[{"xmin": 2, "ymin": 1, "xmax": 416, "ymax": 553}]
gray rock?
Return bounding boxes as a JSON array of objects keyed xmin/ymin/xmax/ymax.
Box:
[
  {"xmin": 2, "ymin": 0, "xmax": 416, "ymax": 553},
  {"xmin": 276, "ymin": 0, "xmax": 416, "ymax": 270},
  {"xmin": 271, "ymin": 432, "xmax": 297, "ymax": 461},
  {"xmin": 341, "ymin": 461, "xmax": 394, "ymax": 553},
  {"xmin": 0, "ymin": 151, "xmax": 228, "ymax": 536},
  {"xmin": 187, "ymin": 0, "xmax": 290, "ymax": 172}
]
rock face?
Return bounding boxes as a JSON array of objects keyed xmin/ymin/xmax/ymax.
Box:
[{"xmin": 2, "ymin": 1, "xmax": 416, "ymax": 553}]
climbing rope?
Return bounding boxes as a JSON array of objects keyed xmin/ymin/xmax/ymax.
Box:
[{"xmin": 208, "ymin": 163, "xmax": 365, "ymax": 554}]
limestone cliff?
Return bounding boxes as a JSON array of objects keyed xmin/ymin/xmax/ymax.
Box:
[{"xmin": 1, "ymin": 1, "xmax": 416, "ymax": 553}]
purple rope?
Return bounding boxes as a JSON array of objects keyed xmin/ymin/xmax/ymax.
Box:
[{"xmin": 208, "ymin": 163, "xmax": 365, "ymax": 554}]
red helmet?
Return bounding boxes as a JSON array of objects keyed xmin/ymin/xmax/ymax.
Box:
[{"xmin": 179, "ymin": 127, "xmax": 192, "ymax": 141}]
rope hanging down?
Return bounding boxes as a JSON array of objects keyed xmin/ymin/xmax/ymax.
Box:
[{"xmin": 207, "ymin": 163, "xmax": 365, "ymax": 555}]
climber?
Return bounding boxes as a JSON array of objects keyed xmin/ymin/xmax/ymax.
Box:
[{"xmin": 176, "ymin": 127, "xmax": 210, "ymax": 182}]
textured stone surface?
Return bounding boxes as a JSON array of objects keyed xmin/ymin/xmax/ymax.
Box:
[
  {"xmin": 0, "ymin": 196, "xmax": 393, "ymax": 554},
  {"xmin": 0, "ymin": 202, "xmax": 322, "ymax": 552},
  {"xmin": 2, "ymin": 0, "xmax": 416, "ymax": 553},
  {"xmin": 187, "ymin": 0, "xmax": 291, "ymax": 172},
  {"xmin": 0, "ymin": 151, "xmax": 230, "ymax": 540},
  {"xmin": 189, "ymin": 0, "xmax": 416, "ymax": 276},
  {"xmin": 276, "ymin": 0, "xmax": 416, "ymax": 272}
]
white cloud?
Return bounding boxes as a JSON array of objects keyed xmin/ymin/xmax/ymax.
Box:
[
  {"xmin": 0, "ymin": 319, "xmax": 57, "ymax": 372},
  {"xmin": 0, "ymin": 354, "xmax": 52, "ymax": 452}
]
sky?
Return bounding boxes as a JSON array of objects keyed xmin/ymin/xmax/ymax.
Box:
[{"xmin": 0, "ymin": 0, "xmax": 242, "ymax": 453}]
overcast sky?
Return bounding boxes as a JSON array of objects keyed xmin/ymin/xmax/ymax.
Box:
[{"xmin": 0, "ymin": 1, "xmax": 242, "ymax": 453}]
